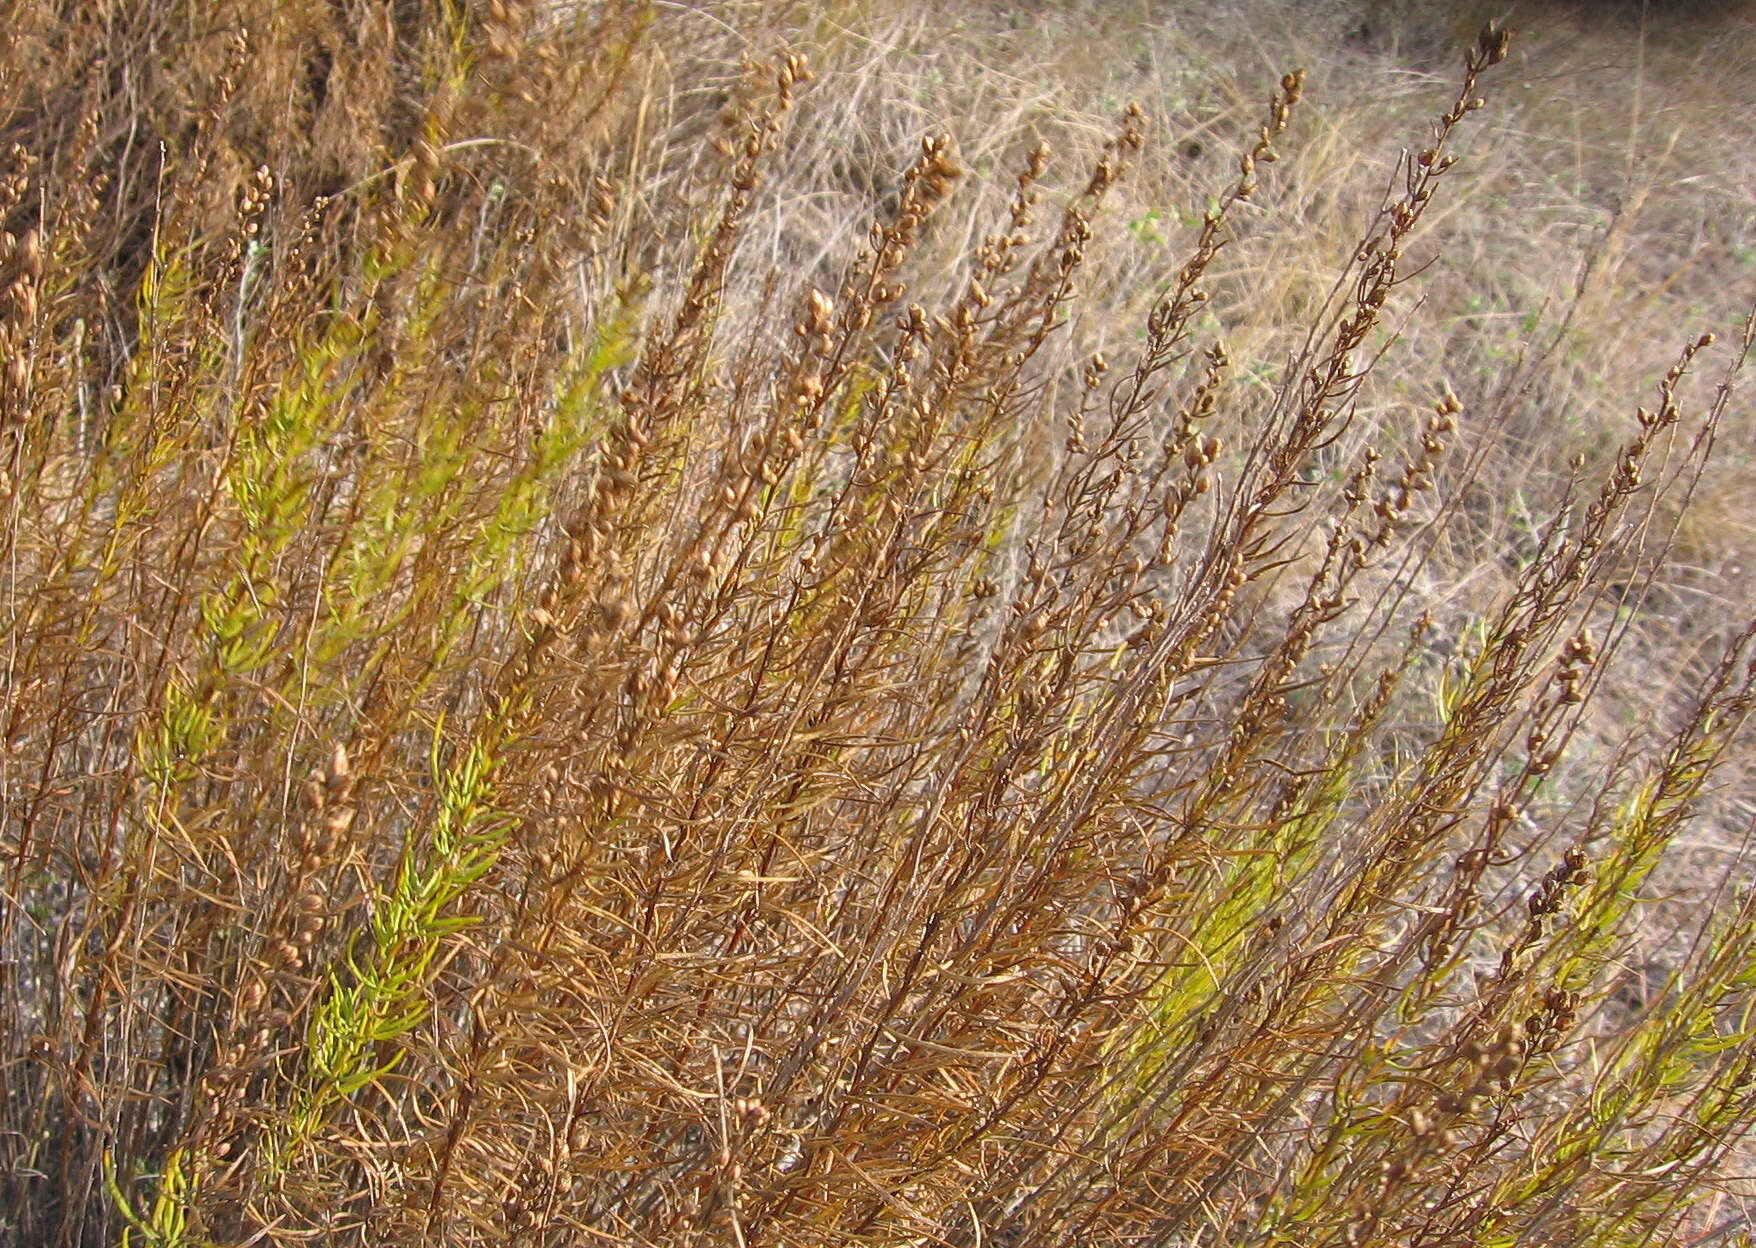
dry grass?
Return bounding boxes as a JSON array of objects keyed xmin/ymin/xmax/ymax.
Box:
[{"xmin": 2, "ymin": 2, "xmax": 1754, "ymax": 1246}]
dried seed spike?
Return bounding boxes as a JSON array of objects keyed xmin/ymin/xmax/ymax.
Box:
[{"xmin": 1477, "ymin": 21, "xmax": 1512, "ymax": 67}]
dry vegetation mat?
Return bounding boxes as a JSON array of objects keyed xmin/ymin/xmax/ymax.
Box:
[{"xmin": 2, "ymin": 2, "xmax": 1754, "ymax": 1245}]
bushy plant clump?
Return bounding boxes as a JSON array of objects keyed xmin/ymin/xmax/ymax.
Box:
[{"xmin": 1, "ymin": 4, "xmax": 1751, "ymax": 1246}]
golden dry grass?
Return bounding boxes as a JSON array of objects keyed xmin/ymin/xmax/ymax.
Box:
[{"xmin": 2, "ymin": 2, "xmax": 1754, "ymax": 1246}]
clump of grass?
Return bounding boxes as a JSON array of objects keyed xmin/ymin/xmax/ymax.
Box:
[{"xmin": 2, "ymin": 4, "xmax": 1753, "ymax": 1247}]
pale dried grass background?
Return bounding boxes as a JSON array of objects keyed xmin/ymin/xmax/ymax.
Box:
[{"xmin": 642, "ymin": 0, "xmax": 1755, "ymax": 617}]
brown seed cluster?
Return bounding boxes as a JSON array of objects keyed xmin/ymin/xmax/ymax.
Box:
[{"xmin": 0, "ymin": 145, "xmax": 40, "ymax": 479}]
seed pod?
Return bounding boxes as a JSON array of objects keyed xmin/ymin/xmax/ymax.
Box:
[
  {"xmin": 9, "ymin": 279, "xmax": 35, "ymax": 323},
  {"xmin": 19, "ymin": 228, "xmax": 40, "ymax": 279},
  {"xmin": 806, "ymin": 288, "xmax": 834, "ymax": 335}
]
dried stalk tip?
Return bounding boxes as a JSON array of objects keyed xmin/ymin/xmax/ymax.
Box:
[{"xmin": 1477, "ymin": 22, "xmax": 1512, "ymax": 66}]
